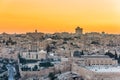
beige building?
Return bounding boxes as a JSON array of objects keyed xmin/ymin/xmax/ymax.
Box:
[
  {"xmin": 72, "ymin": 55, "xmax": 120, "ymax": 80},
  {"xmin": 75, "ymin": 26, "xmax": 83, "ymax": 35},
  {"xmin": 21, "ymin": 50, "xmax": 47, "ymax": 60},
  {"xmin": 81, "ymin": 55, "xmax": 118, "ymax": 66},
  {"xmin": 26, "ymin": 30, "xmax": 44, "ymax": 41},
  {"xmin": 72, "ymin": 62, "xmax": 120, "ymax": 80}
]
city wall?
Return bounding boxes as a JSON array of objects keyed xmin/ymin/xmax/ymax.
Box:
[
  {"xmin": 20, "ymin": 67, "xmax": 54, "ymax": 80},
  {"xmin": 72, "ymin": 63, "xmax": 95, "ymax": 80},
  {"xmin": 72, "ymin": 63, "xmax": 120, "ymax": 80},
  {"xmin": 20, "ymin": 61, "xmax": 71, "ymax": 79}
]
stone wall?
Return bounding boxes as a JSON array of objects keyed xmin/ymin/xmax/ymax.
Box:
[
  {"xmin": 20, "ymin": 61, "xmax": 71, "ymax": 79},
  {"xmin": 94, "ymin": 72, "xmax": 120, "ymax": 80},
  {"xmin": 20, "ymin": 67, "xmax": 54, "ymax": 80},
  {"xmin": 72, "ymin": 63, "xmax": 95, "ymax": 80},
  {"xmin": 72, "ymin": 63, "xmax": 120, "ymax": 80}
]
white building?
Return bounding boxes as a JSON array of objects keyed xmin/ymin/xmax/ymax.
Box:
[{"xmin": 21, "ymin": 50, "xmax": 47, "ymax": 60}]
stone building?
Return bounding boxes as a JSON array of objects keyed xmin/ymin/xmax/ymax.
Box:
[
  {"xmin": 21, "ymin": 50, "xmax": 47, "ymax": 60},
  {"xmin": 72, "ymin": 62, "xmax": 120, "ymax": 80},
  {"xmin": 75, "ymin": 26, "xmax": 83, "ymax": 35},
  {"xmin": 26, "ymin": 30, "xmax": 44, "ymax": 41},
  {"xmin": 81, "ymin": 55, "xmax": 118, "ymax": 66}
]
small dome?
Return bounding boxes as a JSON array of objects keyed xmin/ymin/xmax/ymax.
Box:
[
  {"xmin": 76, "ymin": 26, "xmax": 80, "ymax": 29},
  {"xmin": 39, "ymin": 50, "xmax": 47, "ymax": 53},
  {"xmin": 76, "ymin": 26, "xmax": 82, "ymax": 30},
  {"xmin": 47, "ymin": 38, "xmax": 52, "ymax": 41}
]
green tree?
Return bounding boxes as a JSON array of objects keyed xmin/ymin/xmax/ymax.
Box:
[
  {"xmin": 118, "ymin": 55, "xmax": 120, "ymax": 64},
  {"xmin": 48, "ymin": 72, "xmax": 56, "ymax": 80},
  {"xmin": 115, "ymin": 51, "xmax": 118, "ymax": 60},
  {"xmin": 33, "ymin": 65, "xmax": 38, "ymax": 71},
  {"xmin": 81, "ymin": 50, "xmax": 84, "ymax": 55}
]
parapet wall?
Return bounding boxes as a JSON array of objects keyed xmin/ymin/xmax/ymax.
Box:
[
  {"xmin": 72, "ymin": 63, "xmax": 120, "ymax": 80},
  {"xmin": 20, "ymin": 67, "xmax": 54, "ymax": 80},
  {"xmin": 72, "ymin": 63, "xmax": 95, "ymax": 80},
  {"xmin": 20, "ymin": 61, "xmax": 71, "ymax": 79}
]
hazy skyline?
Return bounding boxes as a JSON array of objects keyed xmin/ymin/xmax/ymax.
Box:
[{"xmin": 0, "ymin": 0, "xmax": 120, "ymax": 34}]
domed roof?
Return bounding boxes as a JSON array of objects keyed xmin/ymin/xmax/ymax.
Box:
[{"xmin": 76, "ymin": 26, "xmax": 82, "ymax": 30}]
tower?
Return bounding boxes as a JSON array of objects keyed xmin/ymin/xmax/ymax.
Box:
[
  {"xmin": 75, "ymin": 26, "xmax": 83, "ymax": 34},
  {"xmin": 35, "ymin": 29, "xmax": 38, "ymax": 33}
]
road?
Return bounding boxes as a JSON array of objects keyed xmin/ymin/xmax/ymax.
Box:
[{"xmin": 6, "ymin": 64, "xmax": 16, "ymax": 80}]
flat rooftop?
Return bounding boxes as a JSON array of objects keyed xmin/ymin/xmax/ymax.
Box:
[
  {"xmin": 81, "ymin": 55, "xmax": 110, "ymax": 58},
  {"xmin": 86, "ymin": 66, "xmax": 120, "ymax": 73}
]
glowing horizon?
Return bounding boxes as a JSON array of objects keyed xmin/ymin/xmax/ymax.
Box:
[{"xmin": 0, "ymin": 0, "xmax": 120, "ymax": 34}]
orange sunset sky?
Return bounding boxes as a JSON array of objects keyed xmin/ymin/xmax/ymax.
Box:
[{"xmin": 0, "ymin": 0, "xmax": 120, "ymax": 34}]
